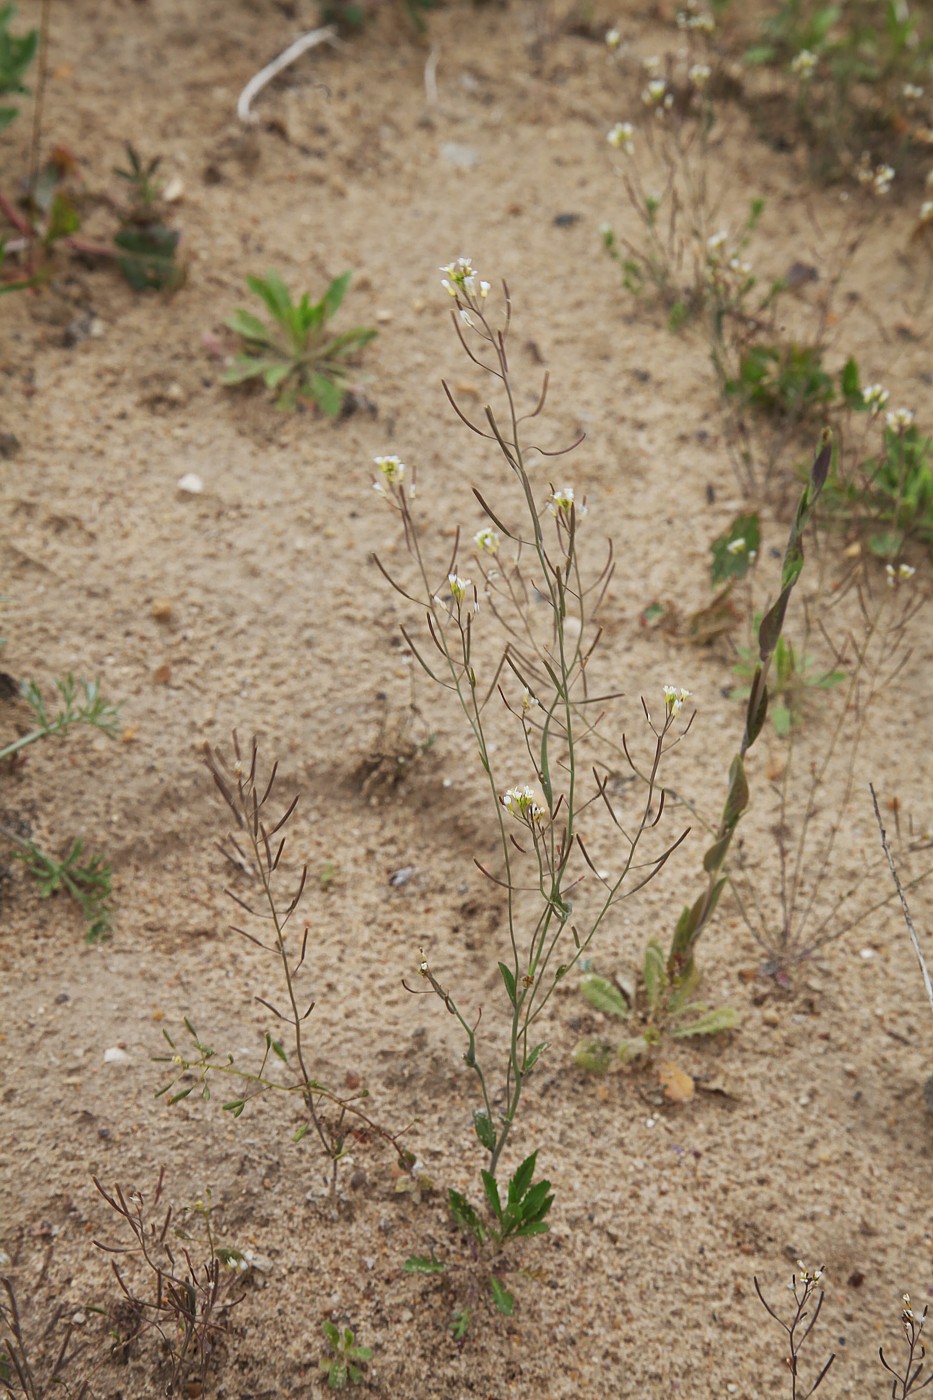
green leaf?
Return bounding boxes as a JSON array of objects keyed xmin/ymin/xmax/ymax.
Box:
[
  {"xmin": 308, "ymin": 371, "xmax": 344, "ymax": 417},
  {"xmin": 247, "ymin": 270, "xmax": 293, "ymax": 324},
  {"xmin": 45, "ymin": 190, "xmax": 80, "ymax": 243},
  {"xmin": 448, "ymin": 1189, "xmax": 485, "ymax": 1244},
  {"xmin": 450, "ymin": 1309, "xmax": 471, "ymax": 1339},
  {"xmin": 322, "ymin": 1321, "xmax": 340, "ymax": 1349},
  {"xmin": 403, "ymin": 1254, "xmax": 447, "ymax": 1273},
  {"xmin": 223, "ymin": 1098, "xmax": 246, "ymax": 1117},
  {"xmin": 323, "ymin": 270, "xmax": 352, "ymax": 320},
  {"xmin": 473, "ymin": 1110, "xmax": 496, "ymax": 1153},
  {"xmin": 498, "ymin": 961, "xmax": 517, "ymax": 1005},
  {"xmin": 489, "ymin": 1277, "xmax": 515, "ymax": 1315},
  {"xmin": 481, "ymin": 1169, "xmax": 502, "ymax": 1221},
  {"xmin": 518, "ymin": 1178, "xmax": 553, "ymax": 1225},
  {"xmin": 572, "ymin": 1038, "xmax": 612, "ymax": 1074},
  {"xmin": 672, "ymin": 1005, "xmax": 740, "ymax": 1038},
  {"xmin": 225, "ymin": 308, "xmax": 275, "ymax": 344},
  {"xmin": 222, "ymin": 355, "xmax": 280, "ymax": 385},
  {"xmin": 114, "ymin": 224, "xmax": 181, "ymax": 291},
  {"xmin": 771, "ymin": 703, "xmax": 792, "ymax": 735},
  {"xmin": 643, "ymin": 938, "xmax": 667, "ymax": 1016},
  {"xmin": 262, "ymin": 361, "xmax": 293, "ymax": 389},
  {"xmin": 508, "ymin": 1152, "xmax": 537, "ymax": 1206},
  {"xmin": 523, "ymin": 1041, "xmax": 548, "ymax": 1073},
  {"xmin": 579, "ymin": 972, "xmax": 630, "ymax": 1019}
]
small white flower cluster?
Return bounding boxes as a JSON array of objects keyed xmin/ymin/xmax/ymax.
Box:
[
  {"xmin": 447, "ymin": 573, "xmax": 472, "ymax": 603},
  {"xmin": 901, "ymin": 1293, "xmax": 927, "ymax": 1328},
  {"xmin": 791, "ymin": 49, "xmax": 818, "ymax": 79},
  {"xmin": 797, "ymin": 1260, "xmax": 824, "ymax": 1287},
  {"xmin": 607, "ymin": 121, "xmax": 635, "ymax": 153},
  {"xmin": 886, "ymin": 406, "xmax": 915, "ymax": 432},
  {"xmin": 605, "ymin": 27, "xmax": 621, "ymax": 49},
  {"xmin": 862, "ymin": 383, "xmax": 889, "ymax": 413},
  {"xmin": 474, "ymin": 526, "xmax": 500, "ymax": 554},
  {"xmin": 663, "ymin": 684, "xmax": 691, "ymax": 714},
  {"xmin": 501, "ymin": 784, "xmax": 546, "ymax": 823},
  {"xmin": 886, "ymin": 562, "xmax": 916, "ymax": 586},
  {"xmin": 725, "ymin": 537, "xmax": 756, "ymax": 561},
  {"xmin": 689, "ymin": 63, "xmax": 711, "ymax": 89},
  {"xmin": 642, "ymin": 78, "xmax": 673, "ymax": 112},
  {"xmin": 372, "ymin": 454, "xmax": 407, "ymax": 494},
  {"xmin": 857, "ymin": 156, "xmax": 895, "ymax": 195},
  {"xmin": 676, "ymin": 7, "xmax": 715, "ymax": 31},
  {"xmin": 547, "ymin": 486, "xmax": 588, "ymax": 517},
  {"xmin": 902, "ymin": 83, "xmax": 924, "ymax": 101},
  {"xmin": 520, "ymin": 687, "xmax": 539, "ymax": 711},
  {"xmin": 440, "ymin": 257, "xmax": 491, "ymax": 303}
]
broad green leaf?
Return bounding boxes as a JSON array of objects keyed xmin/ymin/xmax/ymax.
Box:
[
  {"xmin": 222, "ymin": 355, "xmax": 281, "ymax": 385},
  {"xmin": 247, "ymin": 270, "xmax": 293, "ymax": 323},
  {"xmin": 508, "ymin": 1152, "xmax": 537, "ymax": 1206},
  {"xmin": 262, "ymin": 362, "xmax": 293, "ymax": 389},
  {"xmin": 498, "ymin": 961, "xmax": 517, "ymax": 1005},
  {"xmin": 308, "ymin": 371, "xmax": 343, "ymax": 417},
  {"xmin": 672, "ymin": 1005, "xmax": 740, "ymax": 1038},
  {"xmin": 481, "ymin": 1169, "xmax": 502, "ymax": 1221},
  {"xmin": 579, "ymin": 972, "xmax": 630, "ymax": 1019},
  {"xmin": 473, "ymin": 1110, "xmax": 496, "ymax": 1152},
  {"xmin": 323, "ymin": 269, "xmax": 352, "ymax": 320},
  {"xmin": 225, "ymin": 308, "xmax": 275, "ymax": 344},
  {"xmin": 572, "ymin": 1038, "xmax": 612, "ymax": 1074},
  {"xmin": 403, "ymin": 1254, "xmax": 446, "ymax": 1273}
]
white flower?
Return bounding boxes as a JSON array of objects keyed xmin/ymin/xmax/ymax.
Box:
[
  {"xmin": 920, "ymin": 200, "xmax": 933, "ymax": 224},
  {"xmin": 791, "ymin": 49, "xmax": 818, "ymax": 78},
  {"xmin": 706, "ymin": 229, "xmax": 729, "ymax": 259},
  {"xmin": 607, "ymin": 121, "xmax": 635, "ymax": 152},
  {"xmin": 642, "ymin": 54, "xmax": 661, "ymax": 75},
  {"xmin": 689, "ymin": 63, "xmax": 711, "ymax": 89},
  {"xmin": 886, "ymin": 562, "xmax": 917, "ymax": 586},
  {"xmin": 873, "ymin": 163, "xmax": 895, "ymax": 195},
  {"xmin": 642, "ymin": 79, "xmax": 669, "ymax": 108},
  {"xmin": 862, "ymin": 383, "xmax": 889, "ymax": 413},
  {"xmin": 886, "ymin": 407, "xmax": 915, "ymax": 431},
  {"xmin": 474, "ymin": 527, "xmax": 500, "ymax": 554},
  {"xmin": 440, "ymin": 256, "xmax": 477, "ymax": 297},
  {"xmin": 502, "ymin": 784, "xmax": 546, "ymax": 822},
  {"xmin": 547, "ymin": 486, "xmax": 587, "ymax": 517},
  {"xmin": 372, "ymin": 454, "xmax": 405, "ymax": 492},
  {"xmin": 677, "ymin": 9, "xmax": 714, "ymax": 29},
  {"xmin": 726, "ymin": 537, "xmax": 746, "ymax": 554},
  {"xmin": 903, "ymin": 83, "xmax": 924, "ymax": 101},
  {"xmin": 463, "ymin": 274, "xmax": 490, "ymax": 300},
  {"xmin": 663, "ymin": 684, "xmax": 691, "ymax": 714},
  {"xmin": 520, "ymin": 687, "xmax": 539, "ymax": 711},
  {"xmin": 605, "ymin": 27, "xmax": 621, "ymax": 49},
  {"xmin": 447, "ymin": 573, "xmax": 472, "ymax": 602}
]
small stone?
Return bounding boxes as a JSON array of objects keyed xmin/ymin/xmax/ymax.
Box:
[
  {"xmin": 440, "ymin": 142, "xmax": 479, "ymax": 168},
  {"xmin": 151, "ymin": 597, "xmax": 175, "ymax": 622},
  {"xmin": 103, "ymin": 1046, "xmax": 131, "ymax": 1065},
  {"xmin": 177, "ymin": 472, "xmax": 204, "ymax": 494}
]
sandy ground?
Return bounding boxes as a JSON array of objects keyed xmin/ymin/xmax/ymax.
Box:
[{"xmin": 1, "ymin": 1, "xmax": 932, "ymax": 1396}]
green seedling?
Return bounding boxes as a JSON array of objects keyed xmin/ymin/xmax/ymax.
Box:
[
  {"xmin": 319, "ymin": 1323, "xmax": 372, "ymax": 1390},
  {"xmin": 112, "ymin": 143, "xmax": 183, "ymax": 292},
  {"xmin": 0, "ymin": 4, "xmax": 37, "ymax": 128},
  {"xmin": 223, "ymin": 270, "xmax": 376, "ymax": 414},
  {"xmin": 726, "ymin": 342, "xmax": 834, "ymax": 422},
  {"xmin": 13, "ymin": 838, "xmax": 113, "ymax": 942},
  {"xmin": 405, "ymin": 1152, "xmax": 553, "ymax": 1319},
  {"xmin": 832, "ymin": 418, "xmax": 933, "ymax": 558},
  {"xmin": 573, "ymin": 948, "xmax": 738, "ymax": 1072},
  {"xmin": 732, "ymin": 620, "xmax": 845, "ymax": 735},
  {"xmin": 0, "ymin": 673, "xmax": 120, "ymax": 762}
]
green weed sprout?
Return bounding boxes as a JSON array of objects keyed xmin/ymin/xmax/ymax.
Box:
[
  {"xmin": 826, "ymin": 405, "xmax": 933, "ymax": 559},
  {"xmin": 223, "ymin": 270, "xmax": 376, "ymax": 414},
  {"xmin": 666, "ymin": 432, "xmax": 831, "ymax": 989},
  {"xmin": 112, "ymin": 143, "xmax": 183, "ymax": 293},
  {"xmin": 0, "ymin": 673, "xmax": 119, "ymax": 940},
  {"xmin": 0, "ymin": 674, "xmax": 120, "ymax": 762},
  {"xmin": 374, "ymin": 259, "xmax": 687, "ymax": 1311},
  {"xmin": 0, "ymin": 4, "xmax": 37, "ymax": 129},
  {"xmin": 319, "ymin": 1323, "xmax": 372, "ymax": 1390},
  {"xmin": 731, "ymin": 618, "xmax": 845, "ymax": 736}
]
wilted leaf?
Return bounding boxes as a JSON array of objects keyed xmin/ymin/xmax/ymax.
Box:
[{"xmin": 658, "ymin": 1060, "xmax": 695, "ymax": 1103}]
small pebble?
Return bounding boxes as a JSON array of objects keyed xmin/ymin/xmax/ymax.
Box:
[
  {"xmin": 177, "ymin": 472, "xmax": 204, "ymax": 494},
  {"xmin": 103, "ymin": 1046, "xmax": 131, "ymax": 1065}
]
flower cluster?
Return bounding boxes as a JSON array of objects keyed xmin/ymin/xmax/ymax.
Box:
[
  {"xmin": 688, "ymin": 63, "xmax": 711, "ymax": 89},
  {"xmin": 642, "ymin": 78, "xmax": 673, "ymax": 112},
  {"xmin": 856, "ymin": 157, "xmax": 895, "ymax": 195},
  {"xmin": 372, "ymin": 454, "xmax": 409, "ymax": 496},
  {"xmin": 676, "ymin": 7, "xmax": 715, "ymax": 31},
  {"xmin": 663, "ymin": 684, "xmax": 691, "ymax": 715},
  {"xmin": 605, "ymin": 27, "xmax": 621, "ymax": 49},
  {"xmin": 796, "ymin": 1261, "xmax": 824, "ymax": 1287},
  {"xmin": 474, "ymin": 526, "xmax": 500, "ymax": 554},
  {"xmin": 501, "ymin": 784, "xmax": 546, "ymax": 823},
  {"xmin": 886, "ymin": 562, "xmax": 916, "ymax": 586},
  {"xmin": 547, "ymin": 486, "xmax": 587, "ymax": 517},
  {"xmin": 790, "ymin": 49, "xmax": 817, "ymax": 79},
  {"xmin": 862, "ymin": 383, "xmax": 889, "ymax": 413},
  {"xmin": 886, "ymin": 406, "xmax": 915, "ymax": 432},
  {"xmin": 440, "ymin": 257, "xmax": 490, "ymax": 303},
  {"xmin": 607, "ymin": 121, "xmax": 635, "ymax": 153}
]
